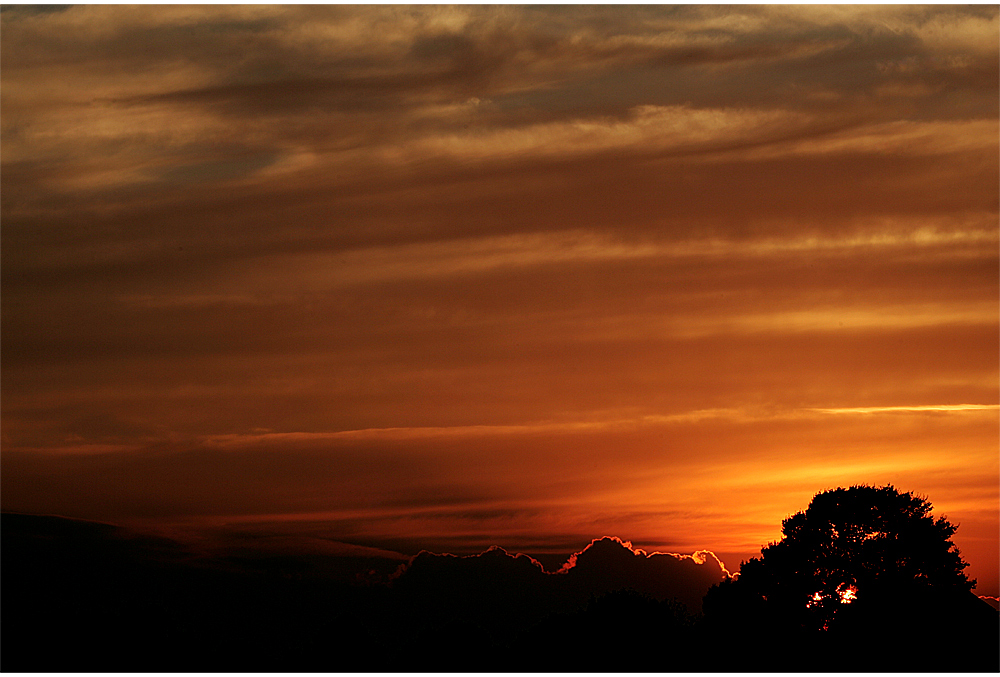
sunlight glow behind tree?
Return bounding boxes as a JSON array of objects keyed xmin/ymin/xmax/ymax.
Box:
[{"xmin": 706, "ymin": 484, "xmax": 973, "ymax": 632}]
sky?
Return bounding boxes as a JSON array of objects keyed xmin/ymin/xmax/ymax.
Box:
[{"xmin": 2, "ymin": 4, "xmax": 998, "ymax": 597}]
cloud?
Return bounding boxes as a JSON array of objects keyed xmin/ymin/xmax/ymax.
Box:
[
  {"xmin": 2, "ymin": 4, "xmax": 996, "ymax": 601},
  {"xmin": 391, "ymin": 536, "xmax": 730, "ymax": 619},
  {"xmin": 554, "ymin": 537, "xmax": 731, "ymax": 613},
  {"xmin": 810, "ymin": 404, "xmax": 999, "ymax": 415},
  {"xmin": 5, "ymin": 5, "xmax": 995, "ymax": 212}
]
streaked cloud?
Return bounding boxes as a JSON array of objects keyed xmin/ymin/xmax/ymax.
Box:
[
  {"xmin": 2, "ymin": 5, "xmax": 996, "ymax": 598},
  {"xmin": 811, "ymin": 404, "xmax": 999, "ymax": 414}
]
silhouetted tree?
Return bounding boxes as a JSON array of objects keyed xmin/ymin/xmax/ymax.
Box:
[
  {"xmin": 702, "ymin": 485, "xmax": 998, "ymax": 671},
  {"xmin": 706, "ymin": 485, "xmax": 973, "ymax": 633}
]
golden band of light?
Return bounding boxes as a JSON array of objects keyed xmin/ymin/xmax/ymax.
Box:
[{"xmin": 809, "ymin": 404, "xmax": 999, "ymax": 414}]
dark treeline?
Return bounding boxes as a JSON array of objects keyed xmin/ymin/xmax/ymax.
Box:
[{"xmin": 3, "ymin": 506, "xmax": 998, "ymax": 673}]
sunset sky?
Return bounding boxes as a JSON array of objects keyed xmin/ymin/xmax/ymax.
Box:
[{"xmin": 2, "ymin": 5, "xmax": 997, "ymax": 597}]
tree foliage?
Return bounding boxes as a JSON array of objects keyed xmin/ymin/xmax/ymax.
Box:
[{"xmin": 705, "ymin": 484, "xmax": 974, "ymax": 633}]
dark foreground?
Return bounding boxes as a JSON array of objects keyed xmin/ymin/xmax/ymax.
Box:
[{"xmin": 3, "ymin": 513, "xmax": 997, "ymax": 672}]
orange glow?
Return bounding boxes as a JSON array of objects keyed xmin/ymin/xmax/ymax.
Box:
[
  {"xmin": 807, "ymin": 585, "xmax": 858, "ymax": 609},
  {"xmin": 838, "ymin": 584, "xmax": 858, "ymax": 604}
]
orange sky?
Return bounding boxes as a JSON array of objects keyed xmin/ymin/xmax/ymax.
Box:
[{"xmin": 2, "ymin": 5, "xmax": 998, "ymax": 596}]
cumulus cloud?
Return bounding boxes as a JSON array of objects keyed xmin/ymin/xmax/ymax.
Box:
[
  {"xmin": 554, "ymin": 537, "xmax": 730, "ymax": 613},
  {"xmin": 392, "ymin": 536, "xmax": 729, "ymax": 615}
]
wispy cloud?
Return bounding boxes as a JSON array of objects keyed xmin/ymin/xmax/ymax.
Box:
[
  {"xmin": 810, "ymin": 404, "xmax": 999, "ymax": 414},
  {"xmin": 3, "ymin": 5, "xmax": 996, "ymax": 596}
]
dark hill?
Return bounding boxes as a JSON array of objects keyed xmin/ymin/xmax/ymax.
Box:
[{"xmin": 1, "ymin": 513, "xmax": 398, "ymax": 672}]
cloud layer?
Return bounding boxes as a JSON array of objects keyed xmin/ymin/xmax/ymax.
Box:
[{"xmin": 2, "ymin": 6, "xmax": 997, "ymax": 596}]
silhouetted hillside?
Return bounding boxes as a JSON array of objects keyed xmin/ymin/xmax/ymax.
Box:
[{"xmin": 2, "ymin": 513, "xmax": 399, "ymax": 672}]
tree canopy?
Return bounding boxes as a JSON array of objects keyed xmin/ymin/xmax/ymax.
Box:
[{"xmin": 705, "ymin": 484, "xmax": 974, "ymax": 633}]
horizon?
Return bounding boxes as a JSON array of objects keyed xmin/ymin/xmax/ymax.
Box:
[
  {"xmin": 2, "ymin": 4, "xmax": 998, "ymax": 605},
  {"xmin": 7, "ymin": 506, "xmax": 995, "ymax": 672}
]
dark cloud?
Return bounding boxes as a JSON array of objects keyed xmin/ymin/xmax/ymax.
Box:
[
  {"xmin": 4, "ymin": 135, "xmax": 995, "ymax": 308},
  {"xmin": 0, "ymin": 8, "xmax": 277, "ymax": 69},
  {"xmin": 0, "ymin": 5, "xmax": 72, "ymax": 19},
  {"xmin": 0, "ymin": 440, "xmax": 463, "ymax": 519},
  {"xmin": 555, "ymin": 537, "xmax": 730, "ymax": 613},
  {"xmin": 153, "ymin": 146, "xmax": 280, "ymax": 185},
  {"xmin": 389, "ymin": 537, "xmax": 729, "ymax": 632},
  {"xmin": 120, "ymin": 69, "xmax": 479, "ymax": 116}
]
